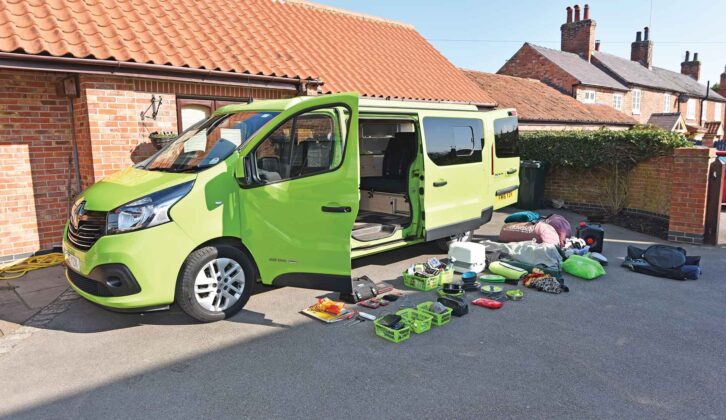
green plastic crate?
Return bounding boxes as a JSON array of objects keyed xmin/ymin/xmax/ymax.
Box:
[
  {"xmin": 395, "ymin": 308, "xmax": 433, "ymax": 334},
  {"xmin": 439, "ymin": 267, "xmax": 455, "ymax": 284},
  {"xmin": 436, "ymin": 288, "xmax": 464, "ymax": 298},
  {"xmin": 402, "ymin": 271, "xmax": 440, "ymax": 291},
  {"xmin": 374, "ymin": 318, "xmax": 411, "ymax": 343},
  {"xmin": 416, "ymin": 301, "xmax": 453, "ymax": 326}
]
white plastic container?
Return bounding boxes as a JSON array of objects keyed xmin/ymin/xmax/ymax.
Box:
[{"xmin": 448, "ymin": 242, "xmax": 487, "ymax": 273}]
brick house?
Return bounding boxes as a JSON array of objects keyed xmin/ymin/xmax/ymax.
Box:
[
  {"xmin": 498, "ymin": 4, "xmax": 725, "ymax": 138},
  {"xmin": 0, "ymin": 0, "xmax": 495, "ymax": 261},
  {"xmin": 463, "ymin": 70, "xmax": 635, "ymax": 131}
]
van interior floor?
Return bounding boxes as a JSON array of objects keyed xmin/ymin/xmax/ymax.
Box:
[{"xmin": 352, "ymin": 211, "xmax": 409, "ymax": 242}]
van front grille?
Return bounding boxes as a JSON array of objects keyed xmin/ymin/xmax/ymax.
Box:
[{"xmin": 67, "ymin": 210, "xmax": 107, "ymax": 251}]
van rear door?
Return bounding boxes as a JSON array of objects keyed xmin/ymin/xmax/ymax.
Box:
[
  {"xmin": 420, "ymin": 114, "xmax": 488, "ymax": 241},
  {"xmin": 491, "ymin": 115, "xmax": 520, "ymax": 209}
]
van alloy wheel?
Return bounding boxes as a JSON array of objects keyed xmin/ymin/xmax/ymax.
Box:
[{"xmin": 193, "ymin": 257, "xmax": 246, "ymax": 312}]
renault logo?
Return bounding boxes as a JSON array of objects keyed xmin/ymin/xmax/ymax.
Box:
[{"xmin": 71, "ymin": 201, "xmax": 86, "ymax": 228}]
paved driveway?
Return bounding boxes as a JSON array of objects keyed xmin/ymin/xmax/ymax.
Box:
[{"xmin": 1, "ymin": 210, "xmax": 725, "ymax": 419}]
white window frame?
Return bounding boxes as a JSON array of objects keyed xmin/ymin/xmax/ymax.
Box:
[
  {"xmin": 613, "ymin": 94, "xmax": 623, "ymax": 111},
  {"xmin": 663, "ymin": 93, "xmax": 671, "ymax": 112},
  {"xmin": 686, "ymin": 99, "xmax": 696, "ymax": 120},
  {"xmin": 715, "ymin": 103, "xmax": 722, "ymax": 122},
  {"xmin": 632, "ymin": 89, "xmax": 641, "ymax": 115},
  {"xmin": 701, "ymin": 101, "xmax": 708, "ymax": 122},
  {"xmin": 581, "ymin": 90, "xmax": 596, "ymax": 103}
]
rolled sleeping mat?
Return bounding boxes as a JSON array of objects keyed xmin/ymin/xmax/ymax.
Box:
[
  {"xmin": 497, "ymin": 258, "xmax": 564, "ymax": 282},
  {"xmin": 488, "ymin": 261, "xmax": 528, "ymax": 281}
]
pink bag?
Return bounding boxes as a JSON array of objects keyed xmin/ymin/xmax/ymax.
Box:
[
  {"xmin": 499, "ymin": 222, "xmax": 538, "ymax": 243},
  {"xmin": 542, "ymin": 214, "xmax": 572, "ymax": 247},
  {"xmin": 534, "ymin": 222, "xmax": 560, "ymax": 246}
]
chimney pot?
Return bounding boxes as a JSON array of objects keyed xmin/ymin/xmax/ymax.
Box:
[
  {"xmin": 566, "ymin": 6, "xmax": 573, "ymax": 23},
  {"xmin": 693, "ymin": 52, "xmax": 699, "ymax": 61},
  {"xmin": 595, "ymin": 40, "xmax": 600, "ymax": 51},
  {"xmin": 644, "ymin": 26, "xmax": 649, "ymax": 41},
  {"xmin": 574, "ymin": 5, "xmax": 581, "ymax": 21},
  {"xmin": 584, "ymin": 4, "xmax": 590, "ymax": 20},
  {"xmin": 685, "ymin": 51, "xmax": 690, "ymax": 62},
  {"xmin": 635, "ymin": 31, "xmax": 642, "ymax": 42}
]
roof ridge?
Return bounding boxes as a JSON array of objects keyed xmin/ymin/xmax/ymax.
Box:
[{"xmin": 283, "ymin": 0, "xmax": 415, "ymax": 29}]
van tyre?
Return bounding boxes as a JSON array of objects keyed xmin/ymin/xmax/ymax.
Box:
[
  {"xmin": 176, "ymin": 244, "xmax": 256, "ymax": 323},
  {"xmin": 436, "ymin": 231, "xmax": 472, "ymax": 252}
]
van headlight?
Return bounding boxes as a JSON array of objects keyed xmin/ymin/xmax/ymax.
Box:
[{"xmin": 107, "ymin": 181, "xmax": 194, "ymax": 234}]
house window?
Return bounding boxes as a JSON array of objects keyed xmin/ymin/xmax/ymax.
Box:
[
  {"xmin": 632, "ymin": 89, "xmax": 641, "ymax": 115},
  {"xmin": 613, "ymin": 94, "xmax": 623, "ymax": 111},
  {"xmin": 701, "ymin": 102, "xmax": 708, "ymax": 122},
  {"xmin": 582, "ymin": 90, "xmax": 596, "ymax": 103},
  {"xmin": 177, "ymin": 97, "xmax": 251, "ymax": 132},
  {"xmin": 686, "ymin": 99, "xmax": 696, "ymax": 120},
  {"xmin": 663, "ymin": 94, "xmax": 671, "ymax": 112},
  {"xmin": 715, "ymin": 103, "xmax": 722, "ymax": 122}
]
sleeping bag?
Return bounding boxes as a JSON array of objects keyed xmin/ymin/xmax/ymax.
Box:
[
  {"xmin": 622, "ymin": 245, "xmax": 701, "ymax": 280},
  {"xmin": 504, "ymin": 211, "xmax": 541, "ymax": 223},
  {"xmin": 499, "ymin": 222, "xmax": 560, "ymax": 246},
  {"xmin": 542, "ymin": 214, "xmax": 572, "ymax": 247}
]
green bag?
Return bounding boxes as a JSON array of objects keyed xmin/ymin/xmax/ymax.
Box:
[{"xmin": 562, "ymin": 255, "xmax": 606, "ymax": 280}]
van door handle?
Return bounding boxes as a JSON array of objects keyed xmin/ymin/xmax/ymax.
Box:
[
  {"xmin": 321, "ymin": 206, "xmax": 352, "ymax": 213},
  {"xmin": 433, "ymin": 180, "xmax": 448, "ymax": 187},
  {"xmin": 507, "ymin": 168, "xmax": 518, "ymax": 175}
]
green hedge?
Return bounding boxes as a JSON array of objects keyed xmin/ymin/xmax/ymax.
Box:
[{"xmin": 518, "ymin": 127, "xmax": 690, "ymax": 169}]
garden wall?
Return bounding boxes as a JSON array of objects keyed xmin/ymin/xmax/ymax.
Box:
[{"xmin": 544, "ymin": 155, "xmax": 673, "ymax": 220}]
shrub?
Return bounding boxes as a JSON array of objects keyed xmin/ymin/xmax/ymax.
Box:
[{"xmin": 518, "ymin": 126, "xmax": 690, "ymax": 170}]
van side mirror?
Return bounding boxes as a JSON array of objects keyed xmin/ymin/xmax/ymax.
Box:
[{"xmin": 235, "ymin": 154, "xmax": 252, "ymax": 186}]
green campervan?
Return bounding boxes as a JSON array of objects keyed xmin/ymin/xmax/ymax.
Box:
[{"xmin": 63, "ymin": 93, "xmax": 519, "ymax": 322}]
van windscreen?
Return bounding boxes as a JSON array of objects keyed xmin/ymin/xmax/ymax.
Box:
[{"xmin": 141, "ymin": 111, "xmax": 279, "ymax": 172}]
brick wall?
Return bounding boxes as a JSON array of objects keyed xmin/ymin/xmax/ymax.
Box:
[
  {"xmin": 544, "ymin": 156, "xmax": 673, "ymax": 218},
  {"xmin": 0, "ymin": 70, "xmax": 75, "ymax": 260},
  {"xmin": 0, "ymin": 69, "xmax": 295, "ymax": 260},
  {"xmin": 498, "ymin": 44, "xmax": 579, "ymax": 95}
]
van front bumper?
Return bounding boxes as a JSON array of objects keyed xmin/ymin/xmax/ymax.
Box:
[{"xmin": 62, "ymin": 222, "xmax": 195, "ymax": 310}]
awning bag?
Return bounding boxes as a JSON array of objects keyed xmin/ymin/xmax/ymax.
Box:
[{"xmin": 623, "ymin": 245, "xmax": 701, "ymax": 281}]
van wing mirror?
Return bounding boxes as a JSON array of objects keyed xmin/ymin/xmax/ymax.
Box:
[{"xmin": 235, "ymin": 154, "xmax": 253, "ymax": 186}]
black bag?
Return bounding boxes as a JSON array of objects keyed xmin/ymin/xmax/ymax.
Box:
[
  {"xmin": 437, "ymin": 296, "xmax": 468, "ymax": 317},
  {"xmin": 623, "ymin": 245, "xmax": 701, "ymax": 281},
  {"xmin": 339, "ymin": 276, "xmax": 378, "ymax": 303}
]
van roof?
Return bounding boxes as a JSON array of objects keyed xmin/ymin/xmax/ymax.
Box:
[{"xmin": 215, "ymin": 96, "xmax": 485, "ymax": 115}]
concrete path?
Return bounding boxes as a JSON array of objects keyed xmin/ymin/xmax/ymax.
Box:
[{"xmin": 1, "ymin": 210, "xmax": 725, "ymax": 419}]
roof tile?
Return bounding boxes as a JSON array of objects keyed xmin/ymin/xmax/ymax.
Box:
[
  {"xmin": 526, "ymin": 44, "xmax": 628, "ymax": 91},
  {"xmin": 0, "ymin": 0, "xmax": 495, "ymax": 104},
  {"xmin": 464, "ymin": 70, "xmax": 635, "ymax": 126}
]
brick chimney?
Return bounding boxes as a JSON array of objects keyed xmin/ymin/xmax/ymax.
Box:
[
  {"xmin": 561, "ymin": 4, "xmax": 597, "ymax": 61},
  {"xmin": 720, "ymin": 66, "xmax": 726, "ymax": 98},
  {"xmin": 630, "ymin": 27, "xmax": 653, "ymax": 68},
  {"xmin": 681, "ymin": 51, "xmax": 701, "ymax": 81}
]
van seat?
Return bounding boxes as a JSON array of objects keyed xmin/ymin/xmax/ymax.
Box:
[{"xmin": 359, "ymin": 132, "xmax": 416, "ymax": 193}]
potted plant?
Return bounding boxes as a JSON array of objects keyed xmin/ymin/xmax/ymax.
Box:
[{"xmin": 149, "ymin": 131, "xmax": 177, "ymax": 150}]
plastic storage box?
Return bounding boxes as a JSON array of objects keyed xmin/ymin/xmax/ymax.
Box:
[
  {"xmin": 416, "ymin": 302, "xmax": 453, "ymax": 326},
  {"xmin": 395, "ymin": 308, "xmax": 433, "ymax": 334},
  {"xmin": 448, "ymin": 242, "xmax": 487, "ymax": 273},
  {"xmin": 402, "ymin": 271, "xmax": 440, "ymax": 291}
]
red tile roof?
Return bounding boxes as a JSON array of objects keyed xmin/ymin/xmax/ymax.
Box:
[
  {"xmin": 464, "ymin": 70, "xmax": 635, "ymax": 126},
  {"xmin": 0, "ymin": 0, "xmax": 496, "ymax": 105}
]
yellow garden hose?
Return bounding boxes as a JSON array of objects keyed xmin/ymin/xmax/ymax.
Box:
[{"xmin": 0, "ymin": 253, "xmax": 65, "ymax": 280}]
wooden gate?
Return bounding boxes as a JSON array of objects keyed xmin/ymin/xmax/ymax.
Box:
[{"xmin": 704, "ymin": 157, "xmax": 724, "ymax": 245}]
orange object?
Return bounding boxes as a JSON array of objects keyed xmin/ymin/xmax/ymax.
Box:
[{"xmin": 313, "ymin": 297, "xmax": 345, "ymax": 315}]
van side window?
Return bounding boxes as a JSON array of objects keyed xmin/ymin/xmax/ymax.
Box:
[
  {"xmin": 422, "ymin": 117, "xmax": 483, "ymax": 166},
  {"xmin": 253, "ymin": 110, "xmax": 342, "ymax": 183},
  {"xmin": 493, "ymin": 117, "xmax": 519, "ymax": 158}
]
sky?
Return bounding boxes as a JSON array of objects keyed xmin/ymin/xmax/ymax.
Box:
[{"xmin": 315, "ymin": 0, "xmax": 726, "ymax": 86}]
